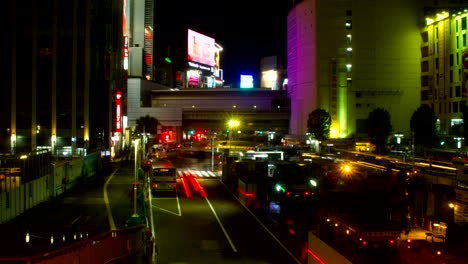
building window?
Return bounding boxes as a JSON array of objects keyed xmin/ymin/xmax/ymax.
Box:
[
  {"xmin": 456, "ymin": 20, "xmax": 459, "ymax": 32},
  {"xmin": 449, "ymin": 102, "xmax": 452, "ymax": 113},
  {"xmin": 460, "ymin": 69, "xmax": 462, "ymax": 81},
  {"xmin": 346, "ymin": 9, "xmax": 352, "ymax": 16},
  {"xmin": 464, "ymin": 34, "xmax": 467, "ymax": 47},
  {"xmin": 422, "ymin": 46, "xmax": 429, "ymax": 57},
  {"xmin": 436, "ymin": 58, "xmax": 439, "ymax": 70},
  {"xmin": 450, "ymin": 54, "xmax": 454, "ymax": 66},
  {"xmin": 462, "ymin": 17, "xmax": 467, "ymax": 30},
  {"xmin": 450, "ymin": 70, "xmax": 453, "ymax": 83},
  {"xmin": 421, "ymin": 61, "xmax": 429, "ymax": 72},
  {"xmin": 456, "ymin": 85, "xmax": 461, "ymax": 97},
  {"xmin": 457, "ymin": 36, "xmax": 460, "ymax": 49},
  {"xmin": 422, "ymin": 31, "xmax": 429, "ymax": 42},
  {"xmin": 421, "ymin": 75, "xmax": 429, "ymax": 87},
  {"xmin": 436, "ymin": 27, "xmax": 439, "ymax": 39},
  {"xmin": 421, "ymin": 90, "xmax": 430, "ymax": 101},
  {"xmin": 457, "ymin": 52, "xmax": 460, "ymax": 65},
  {"xmin": 345, "ymin": 20, "xmax": 352, "ymax": 30},
  {"xmin": 453, "ymin": 101, "xmax": 459, "ymax": 113}
]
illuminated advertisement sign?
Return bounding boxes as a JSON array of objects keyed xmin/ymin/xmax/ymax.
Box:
[
  {"xmin": 187, "ymin": 29, "xmax": 215, "ymax": 67},
  {"xmin": 187, "ymin": 70, "xmax": 200, "ymax": 87},
  {"xmin": 123, "ymin": 36, "xmax": 129, "ymax": 70},
  {"xmin": 240, "ymin": 75, "xmax": 254, "ymax": 89},
  {"xmin": 116, "ymin": 90, "xmax": 122, "ymax": 133}
]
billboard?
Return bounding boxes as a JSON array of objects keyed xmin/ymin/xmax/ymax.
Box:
[
  {"xmin": 116, "ymin": 90, "xmax": 122, "ymax": 133},
  {"xmin": 187, "ymin": 29, "xmax": 215, "ymax": 67},
  {"xmin": 240, "ymin": 75, "xmax": 254, "ymax": 89}
]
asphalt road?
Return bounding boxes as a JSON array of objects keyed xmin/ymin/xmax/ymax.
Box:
[
  {"xmin": 2, "ymin": 150, "xmax": 461, "ymax": 264},
  {"xmin": 152, "ymin": 175, "xmax": 303, "ymax": 264}
]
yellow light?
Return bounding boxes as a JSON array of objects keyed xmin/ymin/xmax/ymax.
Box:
[
  {"xmin": 330, "ymin": 127, "xmax": 338, "ymax": 138},
  {"xmin": 228, "ymin": 120, "xmax": 240, "ymax": 128}
]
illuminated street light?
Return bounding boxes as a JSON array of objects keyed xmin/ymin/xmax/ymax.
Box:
[
  {"xmin": 228, "ymin": 119, "xmax": 240, "ymax": 150},
  {"xmin": 395, "ymin": 133, "xmax": 404, "ymax": 144},
  {"xmin": 133, "ymin": 139, "xmax": 140, "ymax": 216}
]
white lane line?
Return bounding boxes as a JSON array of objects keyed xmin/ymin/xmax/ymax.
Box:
[
  {"xmin": 103, "ymin": 168, "xmax": 118, "ymax": 230},
  {"xmin": 219, "ymin": 180, "xmax": 301, "ymax": 264},
  {"xmin": 71, "ymin": 215, "xmax": 82, "ymax": 225},
  {"xmin": 204, "ymin": 196, "xmax": 238, "ymax": 253},
  {"xmin": 153, "ymin": 205, "xmax": 181, "ymax": 216},
  {"xmin": 176, "ymin": 189, "xmax": 182, "ymax": 216}
]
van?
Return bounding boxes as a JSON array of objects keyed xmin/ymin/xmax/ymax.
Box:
[{"xmin": 150, "ymin": 159, "xmax": 177, "ymax": 195}]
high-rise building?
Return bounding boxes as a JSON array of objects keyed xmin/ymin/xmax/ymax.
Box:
[
  {"xmin": 1, "ymin": 0, "xmax": 123, "ymax": 155},
  {"xmin": 287, "ymin": 0, "xmax": 422, "ymax": 141},
  {"xmin": 421, "ymin": 7, "xmax": 468, "ymax": 137}
]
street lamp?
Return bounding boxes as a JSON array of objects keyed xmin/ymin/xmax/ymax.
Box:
[
  {"xmin": 228, "ymin": 119, "xmax": 240, "ymax": 150},
  {"xmin": 133, "ymin": 139, "xmax": 140, "ymax": 216}
]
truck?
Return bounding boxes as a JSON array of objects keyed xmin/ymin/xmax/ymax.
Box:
[
  {"xmin": 315, "ymin": 160, "xmax": 407, "ymax": 255},
  {"xmin": 321, "ymin": 209, "xmax": 402, "ymax": 254},
  {"xmin": 228, "ymin": 159, "xmax": 324, "ymax": 213}
]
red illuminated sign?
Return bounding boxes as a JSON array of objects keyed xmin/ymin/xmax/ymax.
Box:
[
  {"xmin": 116, "ymin": 90, "xmax": 122, "ymax": 133},
  {"xmin": 123, "ymin": 36, "xmax": 129, "ymax": 59}
]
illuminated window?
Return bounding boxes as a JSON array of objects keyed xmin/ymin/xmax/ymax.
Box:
[{"xmin": 345, "ymin": 20, "xmax": 352, "ymax": 30}]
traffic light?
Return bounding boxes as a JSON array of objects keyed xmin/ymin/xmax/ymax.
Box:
[{"xmin": 143, "ymin": 159, "xmax": 152, "ymax": 172}]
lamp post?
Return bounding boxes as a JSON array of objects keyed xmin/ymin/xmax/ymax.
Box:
[
  {"xmin": 211, "ymin": 133, "xmax": 216, "ymax": 171},
  {"xmin": 133, "ymin": 139, "xmax": 139, "ymax": 216}
]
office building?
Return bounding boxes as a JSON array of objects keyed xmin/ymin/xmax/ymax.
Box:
[
  {"xmin": 287, "ymin": 0, "xmax": 422, "ymax": 140},
  {"xmin": 1, "ymin": 0, "xmax": 123, "ymax": 155}
]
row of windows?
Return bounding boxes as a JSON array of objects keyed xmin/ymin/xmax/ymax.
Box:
[{"xmin": 437, "ymin": 100, "xmax": 466, "ymax": 114}]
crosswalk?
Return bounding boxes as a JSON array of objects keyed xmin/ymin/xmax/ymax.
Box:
[{"xmin": 177, "ymin": 168, "xmax": 220, "ymax": 178}]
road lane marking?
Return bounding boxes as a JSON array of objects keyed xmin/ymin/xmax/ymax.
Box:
[
  {"xmin": 152, "ymin": 205, "xmax": 181, "ymax": 216},
  {"xmin": 219, "ymin": 179, "xmax": 302, "ymax": 264},
  {"xmin": 204, "ymin": 196, "xmax": 238, "ymax": 253},
  {"xmin": 176, "ymin": 191, "xmax": 182, "ymax": 216},
  {"xmin": 104, "ymin": 168, "xmax": 118, "ymax": 230}
]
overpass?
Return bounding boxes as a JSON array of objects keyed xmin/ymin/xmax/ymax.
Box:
[{"xmin": 127, "ymin": 78, "xmax": 291, "ymax": 142}]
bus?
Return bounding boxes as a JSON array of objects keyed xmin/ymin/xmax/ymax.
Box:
[{"xmin": 150, "ymin": 159, "xmax": 177, "ymax": 195}]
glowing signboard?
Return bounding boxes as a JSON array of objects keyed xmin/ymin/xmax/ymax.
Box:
[
  {"xmin": 187, "ymin": 29, "xmax": 215, "ymax": 67},
  {"xmin": 116, "ymin": 90, "xmax": 122, "ymax": 133}
]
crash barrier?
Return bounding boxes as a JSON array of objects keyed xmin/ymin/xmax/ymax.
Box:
[{"xmin": 0, "ymin": 225, "xmax": 151, "ymax": 264}]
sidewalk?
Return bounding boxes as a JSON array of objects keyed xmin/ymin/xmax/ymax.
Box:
[{"xmin": 401, "ymin": 226, "xmax": 468, "ymax": 263}]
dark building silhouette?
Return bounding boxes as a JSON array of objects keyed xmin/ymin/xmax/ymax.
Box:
[{"xmin": 1, "ymin": 0, "xmax": 124, "ymax": 155}]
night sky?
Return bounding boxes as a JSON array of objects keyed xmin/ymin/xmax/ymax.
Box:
[{"xmin": 155, "ymin": 1, "xmax": 292, "ymax": 87}]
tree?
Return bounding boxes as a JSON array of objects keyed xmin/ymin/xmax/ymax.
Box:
[
  {"xmin": 134, "ymin": 115, "xmax": 159, "ymax": 138},
  {"xmin": 410, "ymin": 105, "xmax": 437, "ymax": 148},
  {"xmin": 366, "ymin": 107, "xmax": 393, "ymax": 153},
  {"xmin": 307, "ymin": 108, "xmax": 331, "ymax": 141}
]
